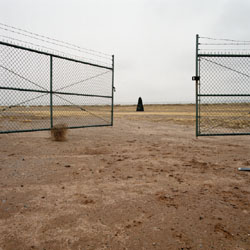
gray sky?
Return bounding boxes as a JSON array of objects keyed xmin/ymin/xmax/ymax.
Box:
[{"xmin": 1, "ymin": 0, "xmax": 250, "ymax": 104}]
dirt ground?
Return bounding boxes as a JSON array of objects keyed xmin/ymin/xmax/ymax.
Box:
[{"xmin": 0, "ymin": 105, "xmax": 250, "ymax": 250}]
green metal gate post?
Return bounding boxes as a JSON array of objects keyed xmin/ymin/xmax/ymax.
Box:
[
  {"xmin": 195, "ymin": 34, "xmax": 199, "ymax": 137},
  {"xmin": 50, "ymin": 55, "xmax": 53, "ymax": 129},
  {"xmin": 111, "ymin": 55, "xmax": 114, "ymax": 126}
]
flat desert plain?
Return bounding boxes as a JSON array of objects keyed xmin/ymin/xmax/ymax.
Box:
[{"xmin": 0, "ymin": 105, "xmax": 250, "ymax": 250}]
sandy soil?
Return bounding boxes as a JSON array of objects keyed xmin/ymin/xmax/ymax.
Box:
[{"xmin": 0, "ymin": 105, "xmax": 250, "ymax": 250}]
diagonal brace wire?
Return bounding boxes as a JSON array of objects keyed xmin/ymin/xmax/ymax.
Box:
[
  {"xmin": 55, "ymin": 70, "xmax": 110, "ymax": 92},
  {"xmin": 0, "ymin": 64, "xmax": 48, "ymax": 91},
  {"xmin": 0, "ymin": 70, "xmax": 110, "ymax": 113},
  {"xmin": 54, "ymin": 94, "xmax": 110, "ymax": 124},
  {"xmin": 201, "ymin": 57, "xmax": 250, "ymax": 78}
]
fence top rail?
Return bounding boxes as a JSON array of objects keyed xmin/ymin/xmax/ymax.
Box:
[
  {"xmin": 0, "ymin": 40, "xmax": 113, "ymax": 70},
  {"xmin": 198, "ymin": 53, "xmax": 250, "ymax": 58}
]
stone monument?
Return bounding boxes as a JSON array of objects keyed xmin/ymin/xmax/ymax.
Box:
[{"xmin": 136, "ymin": 97, "xmax": 144, "ymax": 112}]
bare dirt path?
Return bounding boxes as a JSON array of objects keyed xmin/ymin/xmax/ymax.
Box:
[{"xmin": 0, "ymin": 106, "xmax": 250, "ymax": 250}]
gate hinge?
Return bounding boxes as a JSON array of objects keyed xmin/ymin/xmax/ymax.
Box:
[{"xmin": 192, "ymin": 76, "xmax": 200, "ymax": 81}]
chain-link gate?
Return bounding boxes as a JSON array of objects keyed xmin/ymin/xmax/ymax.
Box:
[
  {"xmin": 193, "ymin": 35, "xmax": 250, "ymax": 136},
  {"xmin": 0, "ymin": 41, "xmax": 114, "ymax": 134}
]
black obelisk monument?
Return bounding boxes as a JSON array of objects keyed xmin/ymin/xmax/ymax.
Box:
[{"xmin": 136, "ymin": 97, "xmax": 144, "ymax": 112}]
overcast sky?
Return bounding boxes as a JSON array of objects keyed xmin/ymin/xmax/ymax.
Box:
[{"xmin": 1, "ymin": 0, "xmax": 250, "ymax": 104}]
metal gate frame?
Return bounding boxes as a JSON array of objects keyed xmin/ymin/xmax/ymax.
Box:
[
  {"xmin": 0, "ymin": 41, "xmax": 114, "ymax": 134},
  {"xmin": 193, "ymin": 34, "xmax": 250, "ymax": 137}
]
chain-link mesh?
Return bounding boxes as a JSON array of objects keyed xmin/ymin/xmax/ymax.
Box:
[
  {"xmin": 197, "ymin": 56, "xmax": 250, "ymax": 135},
  {"xmin": 0, "ymin": 41, "xmax": 113, "ymax": 133}
]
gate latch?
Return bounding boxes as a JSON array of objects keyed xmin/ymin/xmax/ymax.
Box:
[{"xmin": 192, "ymin": 76, "xmax": 200, "ymax": 81}]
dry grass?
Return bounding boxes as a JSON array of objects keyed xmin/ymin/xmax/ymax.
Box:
[
  {"xmin": 0, "ymin": 104, "xmax": 249, "ymax": 129},
  {"xmin": 113, "ymin": 104, "xmax": 196, "ymax": 125},
  {"xmin": 50, "ymin": 123, "xmax": 68, "ymax": 141}
]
